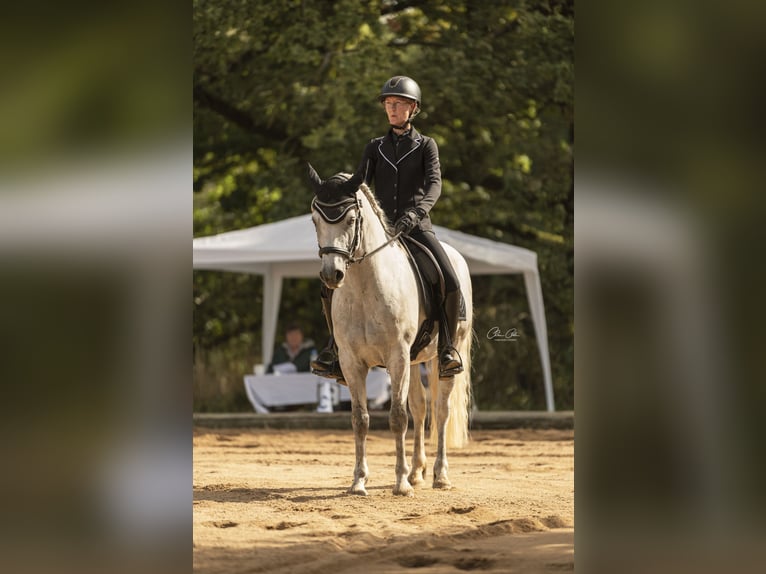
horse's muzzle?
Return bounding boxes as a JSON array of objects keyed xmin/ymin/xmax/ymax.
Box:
[{"xmin": 319, "ymin": 267, "xmax": 345, "ymax": 289}]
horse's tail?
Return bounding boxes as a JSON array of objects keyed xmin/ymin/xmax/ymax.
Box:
[{"xmin": 429, "ymin": 310, "xmax": 473, "ymax": 449}]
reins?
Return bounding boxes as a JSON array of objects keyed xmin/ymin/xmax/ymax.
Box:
[{"xmin": 350, "ymin": 231, "xmax": 402, "ymax": 264}]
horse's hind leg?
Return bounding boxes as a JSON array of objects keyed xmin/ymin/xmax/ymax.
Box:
[
  {"xmin": 345, "ymin": 360, "xmax": 371, "ymax": 496},
  {"xmin": 389, "ymin": 351, "xmax": 413, "ymax": 497},
  {"xmin": 408, "ymin": 364, "xmax": 427, "ymax": 487},
  {"xmin": 433, "ymin": 375, "xmax": 456, "ymax": 489}
]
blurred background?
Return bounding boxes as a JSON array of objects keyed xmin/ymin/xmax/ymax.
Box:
[
  {"xmin": 577, "ymin": 0, "xmax": 766, "ymax": 572},
  {"xmin": 0, "ymin": 2, "xmax": 188, "ymax": 573},
  {"xmin": 192, "ymin": 0, "xmax": 574, "ymax": 412}
]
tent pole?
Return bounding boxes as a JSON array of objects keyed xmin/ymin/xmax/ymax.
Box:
[
  {"xmin": 523, "ymin": 270, "xmax": 555, "ymax": 412},
  {"xmin": 262, "ymin": 268, "xmax": 283, "ymax": 367}
]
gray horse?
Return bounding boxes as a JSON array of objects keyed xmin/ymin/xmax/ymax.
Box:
[{"xmin": 309, "ymin": 166, "xmax": 473, "ymax": 497}]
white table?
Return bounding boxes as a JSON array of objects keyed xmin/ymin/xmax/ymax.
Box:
[{"xmin": 243, "ymin": 369, "xmax": 390, "ymax": 413}]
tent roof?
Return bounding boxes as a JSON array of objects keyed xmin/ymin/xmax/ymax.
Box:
[{"xmin": 193, "ymin": 214, "xmax": 537, "ymax": 277}]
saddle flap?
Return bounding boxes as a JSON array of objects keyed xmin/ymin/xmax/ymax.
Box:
[{"xmin": 402, "ymin": 236, "xmax": 446, "ymax": 311}]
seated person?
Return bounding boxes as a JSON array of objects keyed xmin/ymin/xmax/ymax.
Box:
[{"xmin": 267, "ymin": 324, "xmax": 317, "ymax": 374}]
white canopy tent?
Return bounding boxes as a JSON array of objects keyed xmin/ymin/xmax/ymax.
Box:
[{"xmin": 193, "ymin": 215, "xmax": 555, "ymax": 411}]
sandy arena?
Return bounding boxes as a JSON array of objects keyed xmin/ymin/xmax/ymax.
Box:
[{"xmin": 193, "ymin": 427, "xmax": 573, "ymax": 573}]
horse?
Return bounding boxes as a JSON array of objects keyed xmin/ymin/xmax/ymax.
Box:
[{"xmin": 308, "ymin": 165, "xmax": 473, "ymax": 497}]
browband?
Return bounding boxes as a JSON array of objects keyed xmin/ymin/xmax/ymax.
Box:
[{"xmin": 312, "ymin": 196, "xmax": 359, "ymax": 224}]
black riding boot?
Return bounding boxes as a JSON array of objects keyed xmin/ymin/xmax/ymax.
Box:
[
  {"xmin": 310, "ymin": 290, "xmax": 345, "ymax": 381},
  {"xmin": 438, "ymin": 290, "xmax": 464, "ymax": 377}
]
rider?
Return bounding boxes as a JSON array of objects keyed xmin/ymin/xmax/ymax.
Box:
[{"xmin": 311, "ymin": 75, "xmax": 464, "ymax": 379}]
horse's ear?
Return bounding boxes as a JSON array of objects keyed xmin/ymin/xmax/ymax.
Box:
[
  {"xmin": 307, "ymin": 163, "xmax": 323, "ymax": 194},
  {"xmin": 339, "ymin": 172, "xmax": 363, "ymax": 195}
]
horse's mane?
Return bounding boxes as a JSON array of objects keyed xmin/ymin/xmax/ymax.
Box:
[
  {"xmin": 359, "ymin": 182, "xmax": 394, "ymax": 236},
  {"xmin": 337, "ymin": 172, "xmax": 393, "ymax": 236}
]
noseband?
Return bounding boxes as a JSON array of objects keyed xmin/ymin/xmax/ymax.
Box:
[{"xmin": 312, "ymin": 195, "xmax": 364, "ymax": 264}]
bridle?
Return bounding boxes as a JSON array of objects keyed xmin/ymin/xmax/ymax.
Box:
[
  {"xmin": 312, "ymin": 195, "xmax": 364, "ymax": 263},
  {"xmin": 312, "ymin": 193, "xmax": 402, "ymax": 267}
]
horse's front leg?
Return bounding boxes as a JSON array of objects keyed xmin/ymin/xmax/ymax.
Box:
[
  {"xmin": 389, "ymin": 350, "xmax": 413, "ymax": 497},
  {"xmin": 433, "ymin": 375, "xmax": 456, "ymax": 489},
  {"xmin": 408, "ymin": 364, "xmax": 427, "ymax": 487},
  {"xmin": 345, "ymin": 360, "xmax": 371, "ymax": 496}
]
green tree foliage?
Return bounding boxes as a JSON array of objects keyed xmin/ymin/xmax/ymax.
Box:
[{"xmin": 193, "ymin": 0, "xmax": 573, "ymax": 410}]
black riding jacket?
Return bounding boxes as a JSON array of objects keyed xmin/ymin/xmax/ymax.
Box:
[{"xmin": 355, "ymin": 127, "xmax": 441, "ymax": 231}]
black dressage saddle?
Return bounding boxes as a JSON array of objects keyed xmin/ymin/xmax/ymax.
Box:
[{"xmin": 401, "ymin": 236, "xmax": 466, "ymax": 361}]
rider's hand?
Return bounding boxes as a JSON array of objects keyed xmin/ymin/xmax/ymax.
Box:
[{"xmin": 394, "ymin": 209, "xmax": 419, "ymax": 235}]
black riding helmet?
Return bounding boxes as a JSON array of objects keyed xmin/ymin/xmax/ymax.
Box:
[{"xmin": 379, "ymin": 76, "xmax": 421, "ymax": 109}]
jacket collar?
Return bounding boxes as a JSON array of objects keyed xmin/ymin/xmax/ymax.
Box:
[{"xmin": 378, "ymin": 127, "xmax": 423, "ymax": 169}]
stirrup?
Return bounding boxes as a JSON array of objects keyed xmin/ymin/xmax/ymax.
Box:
[
  {"xmin": 311, "ymin": 349, "xmax": 345, "ymax": 381},
  {"xmin": 311, "ymin": 359, "xmax": 343, "ymax": 379},
  {"xmin": 439, "ymin": 346, "xmax": 464, "ymax": 377}
]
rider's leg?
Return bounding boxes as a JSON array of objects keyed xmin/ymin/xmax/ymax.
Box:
[
  {"xmin": 410, "ymin": 230, "xmax": 463, "ymax": 377},
  {"xmin": 310, "ymin": 286, "xmax": 345, "ymax": 380}
]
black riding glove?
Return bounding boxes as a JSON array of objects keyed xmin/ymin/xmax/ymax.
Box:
[{"xmin": 394, "ymin": 209, "xmax": 419, "ymax": 235}]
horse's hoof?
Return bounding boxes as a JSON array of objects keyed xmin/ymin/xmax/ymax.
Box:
[
  {"xmin": 348, "ymin": 481, "xmax": 368, "ymax": 496},
  {"xmin": 432, "ymin": 478, "xmax": 453, "ymax": 490},
  {"xmin": 408, "ymin": 471, "xmax": 426, "ymax": 487},
  {"xmin": 393, "ymin": 485, "xmax": 415, "ymax": 497}
]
